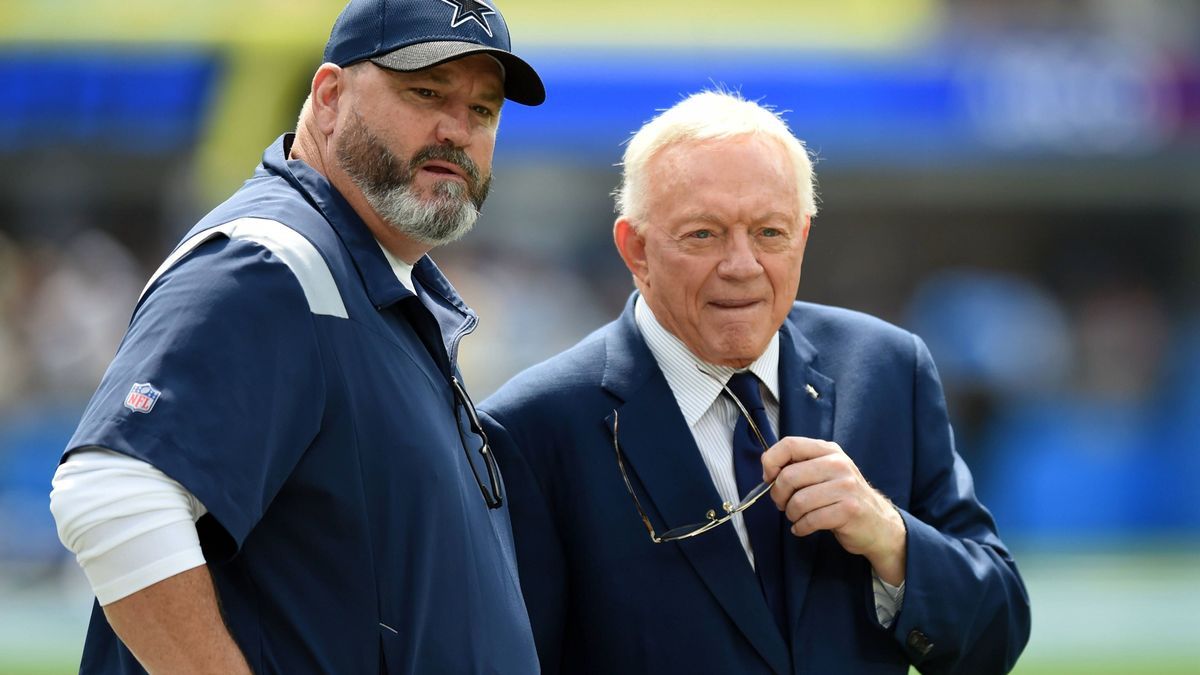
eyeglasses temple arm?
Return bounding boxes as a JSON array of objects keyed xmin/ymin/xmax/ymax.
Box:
[{"xmin": 611, "ymin": 412, "xmax": 664, "ymax": 544}]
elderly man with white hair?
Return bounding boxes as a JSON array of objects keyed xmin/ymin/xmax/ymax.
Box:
[{"xmin": 479, "ymin": 89, "xmax": 1031, "ymax": 675}]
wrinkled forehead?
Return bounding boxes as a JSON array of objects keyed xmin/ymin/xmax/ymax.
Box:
[{"xmin": 641, "ymin": 136, "xmax": 802, "ymax": 219}]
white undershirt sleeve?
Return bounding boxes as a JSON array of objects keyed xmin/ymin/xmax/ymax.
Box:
[
  {"xmin": 872, "ymin": 571, "xmax": 906, "ymax": 628},
  {"xmin": 49, "ymin": 447, "xmax": 209, "ymax": 606}
]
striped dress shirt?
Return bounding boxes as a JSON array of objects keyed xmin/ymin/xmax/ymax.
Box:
[{"xmin": 633, "ymin": 296, "xmax": 903, "ymax": 627}]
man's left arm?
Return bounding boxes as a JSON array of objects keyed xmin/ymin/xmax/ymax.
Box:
[
  {"xmin": 886, "ymin": 333, "xmax": 1031, "ymax": 673},
  {"xmin": 763, "ymin": 334, "xmax": 1030, "ymax": 674}
]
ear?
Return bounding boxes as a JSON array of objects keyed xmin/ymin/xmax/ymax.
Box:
[
  {"xmin": 613, "ymin": 217, "xmax": 649, "ymax": 283},
  {"xmin": 310, "ymin": 63, "xmax": 345, "ymax": 137},
  {"xmin": 800, "ymin": 214, "xmax": 812, "ymax": 243}
]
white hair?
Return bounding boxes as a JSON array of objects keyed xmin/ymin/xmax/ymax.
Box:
[{"xmin": 614, "ymin": 89, "xmax": 818, "ymax": 226}]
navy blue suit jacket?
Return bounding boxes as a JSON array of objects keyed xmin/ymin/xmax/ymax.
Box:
[{"xmin": 481, "ymin": 296, "xmax": 1030, "ymax": 674}]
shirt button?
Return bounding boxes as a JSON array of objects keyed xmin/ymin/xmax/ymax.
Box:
[{"xmin": 906, "ymin": 629, "xmax": 934, "ymax": 657}]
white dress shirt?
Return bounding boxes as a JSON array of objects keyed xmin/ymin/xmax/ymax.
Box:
[
  {"xmin": 634, "ymin": 296, "xmax": 780, "ymax": 564},
  {"xmin": 633, "ymin": 296, "xmax": 904, "ymax": 627}
]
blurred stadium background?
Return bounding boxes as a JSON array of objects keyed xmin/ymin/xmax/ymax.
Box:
[{"xmin": 1, "ymin": 0, "xmax": 1198, "ymax": 672}]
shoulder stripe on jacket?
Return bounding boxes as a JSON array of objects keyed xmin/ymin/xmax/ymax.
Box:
[{"xmin": 139, "ymin": 217, "xmax": 349, "ymax": 319}]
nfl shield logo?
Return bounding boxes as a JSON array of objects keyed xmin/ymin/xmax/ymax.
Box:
[{"xmin": 124, "ymin": 382, "xmax": 161, "ymax": 414}]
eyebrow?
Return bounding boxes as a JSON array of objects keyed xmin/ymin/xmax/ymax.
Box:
[
  {"xmin": 411, "ymin": 69, "xmax": 451, "ymax": 85},
  {"xmin": 678, "ymin": 212, "xmax": 795, "ymax": 226},
  {"xmin": 405, "ymin": 69, "xmax": 504, "ymax": 107},
  {"xmin": 471, "ymin": 87, "xmax": 504, "ymax": 108},
  {"xmin": 686, "ymin": 213, "xmax": 725, "ymax": 227}
]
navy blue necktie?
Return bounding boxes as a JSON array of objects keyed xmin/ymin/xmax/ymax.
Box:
[{"xmin": 726, "ymin": 372, "xmax": 788, "ymax": 639}]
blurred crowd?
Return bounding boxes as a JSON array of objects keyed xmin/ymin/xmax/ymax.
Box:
[
  {"xmin": 3, "ymin": 0, "xmax": 1200, "ymax": 594},
  {"xmin": 2, "ymin": 199, "xmax": 1197, "ymax": 581},
  {"xmin": 0, "ymin": 228, "xmax": 141, "ymax": 575}
]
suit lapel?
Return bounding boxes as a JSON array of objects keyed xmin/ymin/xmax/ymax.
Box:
[
  {"xmin": 602, "ymin": 297, "xmax": 791, "ymax": 675},
  {"xmin": 777, "ymin": 317, "xmax": 836, "ymax": 652}
]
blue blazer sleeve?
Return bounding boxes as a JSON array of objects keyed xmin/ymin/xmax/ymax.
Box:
[{"xmin": 891, "ymin": 334, "xmax": 1031, "ymax": 673}]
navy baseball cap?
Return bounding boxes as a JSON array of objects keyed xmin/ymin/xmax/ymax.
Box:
[{"xmin": 324, "ymin": 0, "xmax": 545, "ymax": 106}]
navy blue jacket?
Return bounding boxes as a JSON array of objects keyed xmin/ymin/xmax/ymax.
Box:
[
  {"xmin": 65, "ymin": 135, "xmax": 538, "ymax": 674},
  {"xmin": 481, "ymin": 295, "xmax": 1030, "ymax": 674}
]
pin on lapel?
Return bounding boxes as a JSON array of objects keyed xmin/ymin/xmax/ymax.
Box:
[{"xmin": 805, "ymin": 384, "xmax": 820, "ymax": 400}]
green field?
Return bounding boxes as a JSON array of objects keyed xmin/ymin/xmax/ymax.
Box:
[
  {"xmin": 1006, "ymin": 549, "xmax": 1200, "ymax": 674},
  {"xmin": 5, "ymin": 549, "xmax": 1198, "ymax": 674},
  {"xmin": 1012, "ymin": 663, "xmax": 1199, "ymax": 675}
]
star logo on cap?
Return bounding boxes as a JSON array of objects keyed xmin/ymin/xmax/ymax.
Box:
[{"xmin": 438, "ymin": 0, "xmax": 497, "ymax": 38}]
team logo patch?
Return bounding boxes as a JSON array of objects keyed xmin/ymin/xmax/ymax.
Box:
[
  {"xmin": 439, "ymin": 0, "xmax": 497, "ymax": 38},
  {"xmin": 124, "ymin": 382, "xmax": 161, "ymax": 414}
]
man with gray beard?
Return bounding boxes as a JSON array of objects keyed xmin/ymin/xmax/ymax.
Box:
[
  {"xmin": 48, "ymin": 1, "xmax": 545, "ymax": 673},
  {"xmin": 336, "ymin": 107, "xmax": 492, "ymax": 245}
]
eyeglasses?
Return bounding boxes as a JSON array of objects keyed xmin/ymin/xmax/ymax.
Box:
[
  {"xmin": 610, "ymin": 374, "xmax": 776, "ymax": 543},
  {"xmin": 451, "ymin": 375, "xmax": 504, "ymax": 509}
]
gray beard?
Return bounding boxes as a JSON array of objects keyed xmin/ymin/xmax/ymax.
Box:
[
  {"xmin": 359, "ymin": 176, "xmax": 478, "ymax": 247},
  {"xmin": 337, "ymin": 111, "xmax": 490, "ymax": 247}
]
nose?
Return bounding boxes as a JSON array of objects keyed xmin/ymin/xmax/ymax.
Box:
[
  {"xmin": 716, "ymin": 230, "xmax": 762, "ymax": 279},
  {"xmin": 435, "ymin": 108, "xmax": 471, "ymax": 148}
]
